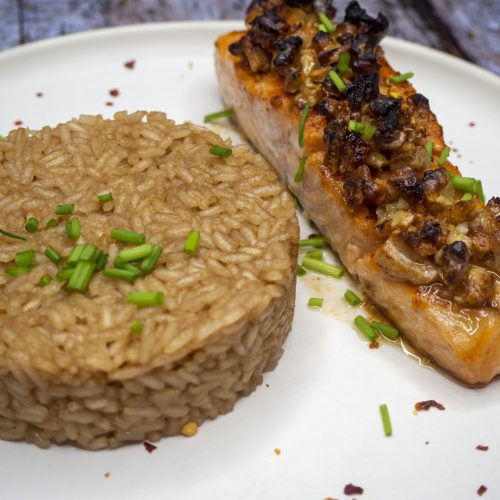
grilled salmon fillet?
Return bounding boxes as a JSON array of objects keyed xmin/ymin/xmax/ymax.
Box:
[{"xmin": 215, "ymin": 0, "xmax": 500, "ymax": 384}]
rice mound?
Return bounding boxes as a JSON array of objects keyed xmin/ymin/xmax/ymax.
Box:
[{"xmin": 0, "ymin": 111, "xmax": 299, "ymax": 450}]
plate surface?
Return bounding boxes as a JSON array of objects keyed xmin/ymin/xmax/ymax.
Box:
[{"xmin": 0, "ymin": 21, "xmax": 499, "ymax": 500}]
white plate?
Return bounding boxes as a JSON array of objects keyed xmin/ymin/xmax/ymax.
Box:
[{"xmin": 1, "ymin": 21, "xmax": 499, "ymax": 500}]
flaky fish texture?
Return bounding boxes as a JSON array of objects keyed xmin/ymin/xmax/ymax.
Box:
[{"xmin": 215, "ymin": 0, "xmax": 500, "ymax": 384}]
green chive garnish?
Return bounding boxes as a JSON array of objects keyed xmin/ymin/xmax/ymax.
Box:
[
  {"xmin": 438, "ymin": 146, "xmax": 450, "ymax": 165},
  {"xmin": 45, "ymin": 218, "xmax": 58, "ymax": 229},
  {"xmin": 64, "ymin": 244, "xmax": 85, "ymax": 268},
  {"xmin": 344, "ymin": 289, "xmax": 361, "ymax": 306},
  {"xmin": 15, "ymin": 250, "xmax": 36, "ymax": 268},
  {"xmin": 337, "ymin": 51, "xmax": 351, "ymax": 75},
  {"xmin": 66, "ymin": 261, "xmax": 96, "ymax": 293},
  {"xmin": 361, "ymin": 125, "xmax": 376, "ymax": 141},
  {"xmin": 120, "ymin": 263, "xmax": 141, "ymax": 278},
  {"xmin": 461, "ymin": 192, "xmax": 473, "ymax": 201},
  {"xmin": 318, "ymin": 24, "xmax": 328, "ymax": 32},
  {"xmin": 302, "ymin": 257, "xmax": 344, "ymax": 279},
  {"xmin": 318, "ymin": 12, "xmax": 336, "ymax": 33},
  {"xmin": 296, "ymin": 264, "xmax": 307, "ymax": 276},
  {"xmin": 38, "ymin": 275, "xmax": 52, "ymax": 287},
  {"xmin": 379, "ymin": 403, "xmax": 393, "ymax": 436},
  {"xmin": 117, "ymin": 243, "xmax": 154, "ymax": 263},
  {"xmin": 111, "ymin": 228, "xmax": 145, "ymax": 245},
  {"xmin": 354, "ymin": 315, "xmax": 378, "ymax": 341},
  {"xmin": 389, "ymin": 72, "xmax": 414, "ymax": 84},
  {"xmin": 474, "ymin": 179, "xmax": 485, "ymax": 203},
  {"xmin": 127, "ymin": 291, "xmax": 165, "ymax": 307},
  {"xmin": 25, "ymin": 217, "xmax": 39, "ymax": 233},
  {"xmin": 79, "ymin": 244, "xmax": 99, "ymax": 262},
  {"xmin": 294, "ymin": 156, "xmax": 307, "ymax": 183},
  {"xmin": 0, "ymin": 229, "xmax": 28, "ymax": 241},
  {"xmin": 209, "ymin": 145, "xmax": 232, "ymax": 158},
  {"xmin": 5, "ymin": 266, "xmax": 31, "ymax": 277},
  {"xmin": 55, "ymin": 204, "xmax": 75, "ymax": 215},
  {"xmin": 372, "ymin": 320, "xmax": 399, "ymax": 339},
  {"xmin": 140, "ymin": 245, "xmax": 162, "ymax": 274},
  {"xmin": 184, "ymin": 231, "xmax": 200, "ymax": 256},
  {"xmin": 56, "ymin": 269, "xmax": 74, "ymax": 282},
  {"xmin": 97, "ymin": 192, "xmax": 113, "ymax": 203},
  {"xmin": 298, "ymin": 103, "xmax": 310, "ymax": 148},
  {"xmin": 424, "ymin": 141, "xmax": 433, "ymax": 157},
  {"xmin": 66, "ymin": 217, "xmax": 80, "ymax": 240},
  {"xmin": 204, "ymin": 109, "xmax": 233, "ymax": 123},
  {"xmin": 103, "ymin": 267, "xmax": 138, "ymax": 283},
  {"xmin": 308, "ymin": 297, "xmax": 324, "ymax": 308},
  {"xmin": 328, "ymin": 69, "xmax": 346, "ymax": 93},
  {"xmin": 306, "ymin": 250, "xmax": 323, "ymax": 260},
  {"xmin": 452, "ymin": 176, "xmax": 475, "ymax": 193},
  {"xmin": 96, "ymin": 252, "xmax": 109, "ymax": 271},
  {"xmin": 131, "ymin": 320, "xmax": 144, "ymax": 333},
  {"xmin": 299, "ymin": 237, "xmax": 326, "ymax": 248}
]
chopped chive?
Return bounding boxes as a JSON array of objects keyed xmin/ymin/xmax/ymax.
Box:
[
  {"xmin": 121, "ymin": 263, "xmax": 142, "ymax": 278},
  {"xmin": 184, "ymin": 230, "xmax": 200, "ymax": 256},
  {"xmin": 298, "ymin": 103, "xmax": 310, "ymax": 148},
  {"xmin": 0, "ymin": 229, "xmax": 28, "ymax": 241},
  {"xmin": 209, "ymin": 145, "xmax": 232, "ymax": 158},
  {"xmin": 379, "ymin": 403, "xmax": 393, "ymax": 436},
  {"xmin": 424, "ymin": 140, "xmax": 433, "ymax": 157},
  {"xmin": 294, "ymin": 156, "xmax": 307, "ymax": 183},
  {"xmin": 97, "ymin": 192, "xmax": 113, "ymax": 203},
  {"xmin": 389, "ymin": 71, "xmax": 414, "ymax": 84},
  {"xmin": 296, "ymin": 264, "xmax": 307, "ymax": 276},
  {"xmin": 118, "ymin": 243, "xmax": 154, "ymax": 263},
  {"xmin": 308, "ymin": 297, "xmax": 324, "ymax": 308},
  {"xmin": 473, "ymin": 179, "xmax": 485, "ymax": 203},
  {"xmin": 372, "ymin": 320, "xmax": 399, "ymax": 338},
  {"xmin": 438, "ymin": 146, "xmax": 450, "ymax": 165},
  {"xmin": 65, "ymin": 217, "xmax": 80, "ymax": 240},
  {"xmin": 337, "ymin": 51, "xmax": 351, "ymax": 75},
  {"xmin": 354, "ymin": 315, "xmax": 378, "ymax": 341},
  {"xmin": 56, "ymin": 268, "xmax": 74, "ymax": 282},
  {"xmin": 111, "ymin": 228, "xmax": 145, "ymax": 245},
  {"xmin": 348, "ymin": 120, "xmax": 367, "ymax": 134},
  {"xmin": 328, "ymin": 69, "xmax": 346, "ymax": 93},
  {"xmin": 317, "ymin": 12, "xmax": 336, "ymax": 33},
  {"xmin": 361, "ymin": 124, "xmax": 376, "ymax": 141},
  {"xmin": 461, "ymin": 192, "xmax": 473, "ymax": 201},
  {"xmin": 131, "ymin": 320, "xmax": 144, "ymax": 333},
  {"xmin": 452, "ymin": 176, "xmax": 475, "ymax": 193},
  {"xmin": 55, "ymin": 203, "xmax": 75, "ymax": 215},
  {"xmin": 203, "ymin": 109, "xmax": 233, "ymax": 123},
  {"xmin": 103, "ymin": 267, "xmax": 138, "ymax": 283},
  {"xmin": 318, "ymin": 24, "xmax": 328, "ymax": 32},
  {"xmin": 5, "ymin": 266, "xmax": 31, "ymax": 277},
  {"xmin": 64, "ymin": 244, "xmax": 85, "ymax": 268},
  {"xmin": 348, "ymin": 120, "xmax": 357, "ymax": 132},
  {"xmin": 96, "ymin": 252, "xmax": 109, "ymax": 271},
  {"xmin": 79, "ymin": 244, "xmax": 98, "ymax": 262},
  {"xmin": 302, "ymin": 257, "xmax": 344, "ymax": 279},
  {"xmin": 15, "ymin": 250, "xmax": 36, "ymax": 268},
  {"xmin": 306, "ymin": 250, "xmax": 323, "ymax": 260},
  {"xmin": 66, "ymin": 261, "xmax": 96, "ymax": 293},
  {"xmin": 344, "ymin": 289, "xmax": 361, "ymax": 306},
  {"xmin": 25, "ymin": 217, "xmax": 39, "ymax": 233},
  {"xmin": 139, "ymin": 245, "xmax": 162, "ymax": 274},
  {"xmin": 299, "ymin": 236, "xmax": 326, "ymax": 248},
  {"xmin": 38, "ymin": 275, "xmax": 52, "ymax": 287},
  {"xmin": 45, "ymin": 218, "xmax": 58, "ymax": 229},
  {"xmin": 127, "ymin": 291, "xmax": 165, "ymax": 307}
]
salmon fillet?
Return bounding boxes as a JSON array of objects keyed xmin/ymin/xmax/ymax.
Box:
[{"xmin": 215, "ymin": 0, "xmax": 500, "ymax": 384}]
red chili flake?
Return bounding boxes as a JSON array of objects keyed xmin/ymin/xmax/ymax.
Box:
[
  {"xmin": 143, "ymin": 441, "xmax": 157, "ymax": 453},
  {"xmin": 369, "ymin": 340, "xmax": 379, "ymax": 349},
  {"xmin": 476, "ymin": 445, "xmax": 489, "ymax": 451},
  {"xmin": 109, "ymin": 89, "xmax": 119, "ymax": 97},
  {"xmin": 105, "ymin": 101, "xmax": 114, "ymax": 107},
  {"xmin": 477, "ymin": 485, "xmax": 487, "ymax": 496},
  {"xmin": 469, "ymin": 121, "xmax": 476, "ymax": 127},
  {"xmin": 344, "ymin": 483, "xmax": 364, "ymax": 496},
  {"xmin": 36, "ymin": 92, "xmax": 44, "ymax": 97},
  {"xmin": 14, "ymin": 120, "xmax": 23, "ymax": 126},
  {"xmin": 415, "ymin": 400, "xmax": 445, "ymax": 411},
  {"xmin": 124, "ymin": 59, "xmax": 136, "ymax": 70}
]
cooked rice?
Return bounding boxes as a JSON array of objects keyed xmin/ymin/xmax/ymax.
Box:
[{"xmin": 0, "ymin": 111, "xmax": 298, "ymax": 449}]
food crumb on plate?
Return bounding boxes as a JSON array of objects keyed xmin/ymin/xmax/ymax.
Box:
[
  {"xmin": 477, "ymin": 485, "xmax": 487, "ymax": 496},
  {"xmin": 188, "ymin": 60, "xmax": 193, "ymax": 69},
  {"xmin": 105, "ymin": 101, "xmax": 114, "ymax": 107},
  {"xmin": 274, "ymin": 448, "xmax": 281, "ymax": 455},
  {"xmin": 36, "ymin": 92, "xmax": 43, "ymax": 97},
  {"xmin": 469, "ymin": 121, "xmax": 476, "ymax": 127},
  {"xmin": 124, "ymin": 59, "xmax": 136, "ymax": 69},
  {"xmin": 369, "ymin": 340, "xmax": 379, "ymax": 349},
  {"xmin": 181, "ymin": 421, "xmax": 198, "ymax": 437},
  {"xmin": 414, "ymin": 400, "xmax": 445, "ymax": 412},
  {"xmin": 109, "ymin": 88, "xmax": 119, "ymax": 97},
  {"xmin": 425, "ymin": 441, "xmax": 430, "ymax": 445},
  {"xmin": 344, "ymin": 483, "xmax": 364, "ymax": 495},
  {"xmin": 144, "ymin": 441, "xmax": 157, "ymax": 453},
  {"xmin": 104, "ymin": 472, "xmax": 111, "ymax": 479},
  {"xmin": 476, "ymin": 445, "xmax": 489, "ymax": 451}
]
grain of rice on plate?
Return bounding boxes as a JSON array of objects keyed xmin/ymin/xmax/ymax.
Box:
[{"xmin": 0, "ymin": 111, "xmax": 299, "ymax": 450}]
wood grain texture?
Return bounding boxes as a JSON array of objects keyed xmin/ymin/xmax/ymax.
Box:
[{"xmin": 0, "ymin": 0, "xmax": 498, "ymax": 75}]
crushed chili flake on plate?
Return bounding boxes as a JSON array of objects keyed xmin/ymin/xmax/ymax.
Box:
[
  {"xmin": 14, "ymin": 120, "xmax": 23, "ymax": 126},
  {"xmin": 415, "ymin": 400, "xmax": 446, "ymax": 411},
  {"xmin": 476, "ymin": 445, "xmax": 489, "ymax": 451},
  {"xmin": 477, "ymin": 485, "xmax": 487, "ymax": 496},
  {"xmin": 109, "ymin": 89, "xmax": 119, "ymax": 97},
  {"xmin": 124, "ymin": 59, "xmax": 136, "ymax": 69},
  {"xmin": 369, "ymin": 340, "xmax": 379, "ymax": 349},
  {"xmin": 144, "ymin": 441, "xmax": 157, "ymax": 453},
  {"xmin": 344, "ymin": 483, "xmax": 364, "ymax": 495}
]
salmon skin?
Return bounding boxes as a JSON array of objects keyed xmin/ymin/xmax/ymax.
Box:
[{"xmin": 215, "ymin": 0, "xmax": 500, "ymax": 384}]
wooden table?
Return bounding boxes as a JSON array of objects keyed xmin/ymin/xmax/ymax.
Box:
[{"xmin": 1, "ymin": 0, "xmax": 499, "ymax": 75}]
